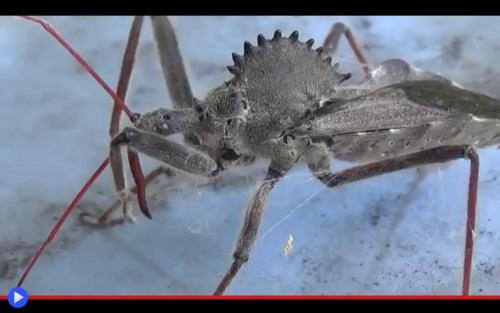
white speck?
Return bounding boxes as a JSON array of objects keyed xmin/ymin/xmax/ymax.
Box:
[{"xmin": 284, "ymin": 234, "xmax": 294, "ymax": 256}]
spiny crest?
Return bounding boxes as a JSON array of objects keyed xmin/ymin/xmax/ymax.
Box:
[{"xmin": 226, "ymin": 30, "xmax": 351, "ymax": 85}]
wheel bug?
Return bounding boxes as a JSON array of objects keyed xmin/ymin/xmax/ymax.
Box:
[{"xmin": 11, "ymin": 16, "xmax": 500, "ymax": 295}]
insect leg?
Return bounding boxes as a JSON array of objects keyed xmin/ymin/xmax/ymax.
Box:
[
  {"xmin": 150, "ymin": 16, "xmax": 195, "ymax": 109},
  {"xmin": 106, "ymin": 16, "xmax": 150, "ymax": 224},
  {"xmin": 308, "ymin": 145, "xmax": 479, "ymax": 295},
  {"xmin": 214, "ymin": 163, "xmax": 290, "ymax": 295},
  {"xmin": 322, "ymin": 21, "xmax": 371, "ymax": 75},
  {"xmin": 80, "ymin": 167, "xmax": 176, "ymax": 226},
  {"xmin": 112, "ymin": 127, "xmax": 220, "ymax": 178}
]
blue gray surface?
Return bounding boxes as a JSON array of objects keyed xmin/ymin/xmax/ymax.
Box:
[{"xmin": 1, "ymin": 16, "xmax": 499, "ymax": 295}]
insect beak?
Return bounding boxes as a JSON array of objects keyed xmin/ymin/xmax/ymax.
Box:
[
  {"xmin": 127, "ymin": 150, "xmax": 152, "ymax": 220},
  {"xmin": 140, "ymin": 204, "xmax": 152, "ymax": 219}
]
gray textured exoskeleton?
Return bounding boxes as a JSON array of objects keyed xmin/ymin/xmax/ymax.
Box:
[{"xmin": 81, "ymin": 17, "xmax": 500, "ymax": 296}]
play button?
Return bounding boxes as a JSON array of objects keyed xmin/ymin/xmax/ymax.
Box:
[{"xmin": 8, "ymin": 287, "xmax": 28, "ymax": 309}]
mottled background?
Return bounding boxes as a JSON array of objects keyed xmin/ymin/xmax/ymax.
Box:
[{"xmin": 1, "ymin": 16, "xmax": 499, "ymax": 295}]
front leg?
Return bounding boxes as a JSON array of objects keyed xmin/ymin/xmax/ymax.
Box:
[
  {"xmin": 113, "ymin": 127, "xmax": 220, "ymax": 178},
  {"xmin": 110, "ymin": 126, "xmax": 219, "ymax": 221},
  {"xmin": 110, "ymin": 107, "xmax": 205, "ymax": 219}
]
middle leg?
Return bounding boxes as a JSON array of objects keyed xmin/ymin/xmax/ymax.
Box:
[{"xmin": 214, "ymin": 161, "xmax": 292, "ymax": 295}]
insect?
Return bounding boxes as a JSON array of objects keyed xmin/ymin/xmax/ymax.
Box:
[{"xmin": 14, "ymin": 16, "xmax": 499, "ymax": 296}]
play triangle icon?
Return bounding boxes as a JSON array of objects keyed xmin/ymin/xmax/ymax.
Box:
[{"xmin": 14, "ymin": 291, "xmax": 24, "ymax": 303}]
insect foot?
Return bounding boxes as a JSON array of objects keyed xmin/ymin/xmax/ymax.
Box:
[
  {"xmin": 79, "ymin": 168, "xmax": 138, "ymax": 226},
  {"xmin": 118, "ymin": 189, "xmax": 137, "ymax": 224}
]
